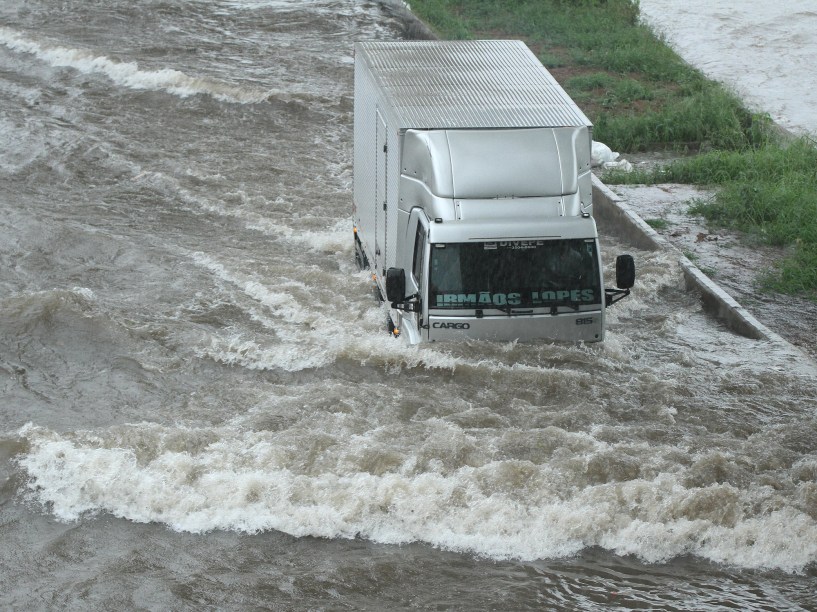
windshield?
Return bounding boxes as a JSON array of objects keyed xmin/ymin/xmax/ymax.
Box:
[{"xmin": 430, "ymin": 239, "xmax": 601, "ymax": 310}]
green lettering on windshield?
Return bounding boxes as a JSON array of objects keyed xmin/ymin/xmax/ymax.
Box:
[{"xmin": 430, "ymin": 239, "xmax": 601, "ymax": 310}]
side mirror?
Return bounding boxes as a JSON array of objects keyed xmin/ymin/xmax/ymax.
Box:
[
  {"xmin": 616, "ymin": 254, "xmax": 635, "ymax": 289},
  {"xmin": 385, "ymin": 267, "xmax": 406, "ymax": 303}
]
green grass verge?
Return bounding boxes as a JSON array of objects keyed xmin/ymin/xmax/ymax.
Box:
[
  {"xmin": 609, "ymin": 140, "xmax": 817, "ymax": 295},
  {"xmin": 645, "ymin": 218, "xmax": 670, "ymax": 231},
  {"xmin": 407, "ymin": 0, "xmax": 817, "ymax": 297}
]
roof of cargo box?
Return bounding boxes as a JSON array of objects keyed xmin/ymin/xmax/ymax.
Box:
[{"xmin": 355, "ymin": 40, "xmax": 591, "ymax": 129}]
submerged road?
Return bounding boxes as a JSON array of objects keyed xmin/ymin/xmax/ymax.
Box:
[
  {"xmin": 0, "ymin": 0, "xmax": 815, "ymax": 608},
  {"xmin": 639, "ymin": 0, "xmax": 817, "ymax": 137}
]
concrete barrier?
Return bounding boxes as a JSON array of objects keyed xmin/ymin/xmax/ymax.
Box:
[
  {"xmin": 380, "ymin": 0, "xmax": 437, "ymax": 40},
  {"xmin": 592, "ymin": 175, "xmax": 786, "ymax": 343}
]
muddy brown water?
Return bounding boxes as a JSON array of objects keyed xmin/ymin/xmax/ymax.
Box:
[
  {"xmin": 640, "ymin": 0, "xmax": 817, "ymax": 137},
  {"xmin": 1, "ymin": 1, "xmax": 816, "ymax": 609}
]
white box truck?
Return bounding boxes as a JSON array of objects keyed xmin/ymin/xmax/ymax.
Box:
[{"xmin": 353, "ymin": 40, "xmax": 634, "ymax": 344}]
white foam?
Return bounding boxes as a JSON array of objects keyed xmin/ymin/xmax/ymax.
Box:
[
  {"xmin": 190, "ymin": 252, "xmax": 312, "ymax": 325},
  {"xmin": 219, "ymin": 0, "xmax": 315, "ymax": 9},
  {"xmin": 197, "ymin": 334, "xmax": 338, "ymax": 372},
  {"xmin": 16, "ymin": 423, "xmax": 817, "ymax": 573},
  {"xmin": 0, "ymin": 27, "xmax": 272, "ymax": 104}
]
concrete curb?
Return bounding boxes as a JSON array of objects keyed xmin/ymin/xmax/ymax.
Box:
[
  {"xmin": 380, "ymin": 1, "xmax": 438, "ymax": 40},
  {"xmin": 592, "ymin": 175, "xmax": 790, "ymax": 343}
]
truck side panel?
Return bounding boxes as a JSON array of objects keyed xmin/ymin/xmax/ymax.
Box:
[
  {"xmin": 376, "ymin": 109, "xmax": 387, "ymax": 276},
  {"xmin": 553, "ymin": 126, "xmax": 593, "ymax": 215},
  {"xmin": 353, "ymin": 56, "xmax": 378, "ymax": 271},
  {"xmin": 353, "ymin": 52, "xmax": 402, "ymax": 282}
]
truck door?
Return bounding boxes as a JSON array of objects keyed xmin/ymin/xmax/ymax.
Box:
[
  {"xmin": 408, "ymin": 209, "xmax": 429, "ymax": 334},
  {"xmin": 375, "ymin": 109, "xmax": 388, "ymax": 276}
]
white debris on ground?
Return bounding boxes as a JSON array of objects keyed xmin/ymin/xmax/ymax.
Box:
[{"xmin": 591, "ymin": 141, "xmax": 633, "ymax": 172}]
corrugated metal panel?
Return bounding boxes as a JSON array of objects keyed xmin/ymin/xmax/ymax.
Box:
[{"xmin": 355, "ymin": 40, "xmax": 591, "ymax": 129}]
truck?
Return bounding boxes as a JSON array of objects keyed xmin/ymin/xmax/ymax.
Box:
[{"xmin": 352, "ymin": 40, "xmax": 634, "ymax": 344}]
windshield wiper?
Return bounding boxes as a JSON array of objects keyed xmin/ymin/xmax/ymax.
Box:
[
  {"xmin": 482, "ymin": 301, "xmax": 581, "ymax": 315},
  {"xmin": 494, "ymin": 303, "xmax": 515, "ymax": 315},
  {"xmin": 540, "ymin": 300, "xmax": 582, "ymax": 314},
  {"xmin": 475, "ymin": 304, "xmax": 533, "ymax": 317},
  {"xmin": 493, "ymin": 300, "xmax": 583, "ymax": 314}
]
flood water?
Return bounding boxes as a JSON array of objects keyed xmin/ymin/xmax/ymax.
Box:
[
  {"xmin": 1, "ymin": 1, "xmax": 816, "ymax": 609},
  {"xmin": 639, "ymin": 0, "xmax": 817, "ymax": 137}
]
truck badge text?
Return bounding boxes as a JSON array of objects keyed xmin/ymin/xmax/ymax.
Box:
[{"xmin": 432, "ymin": 322, "xmax": 471, "ymax": 330}]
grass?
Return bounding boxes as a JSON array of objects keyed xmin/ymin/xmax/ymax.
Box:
[
  {"xmin": 608, "ymin": 139, "xmax": 817, "ymax": 294},
  {"xmin": 407, "ymin": 0, "xmax": 817, "ymax": 298},
  {"xmin": 645, "ymin": 218, "xmax": 670, "ymax": 231}
]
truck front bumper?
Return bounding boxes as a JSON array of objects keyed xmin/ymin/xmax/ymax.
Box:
[{"xmin": 425, "ymin": 311, "xmax": 603, "ymax": 343}]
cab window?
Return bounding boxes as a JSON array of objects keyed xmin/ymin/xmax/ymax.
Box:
[{"xmin": 412, "ymin": 222, "xmax": 425, "ymax": 289}]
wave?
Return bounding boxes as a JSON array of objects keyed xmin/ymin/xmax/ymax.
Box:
[
  {"xmin": 130, "ymin": 169, "xmax": 352, "ymax": 249},
  {"xmin": 0, "ymin": 287, "xmax": 97, "ymax": 326},
  {"xmin": 14, "ymin": 422, "xmax": 817, "ymax": 573},
  {"xmin": 0, "ymin": 27, "xmax": 275, "ymax": 104}
]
